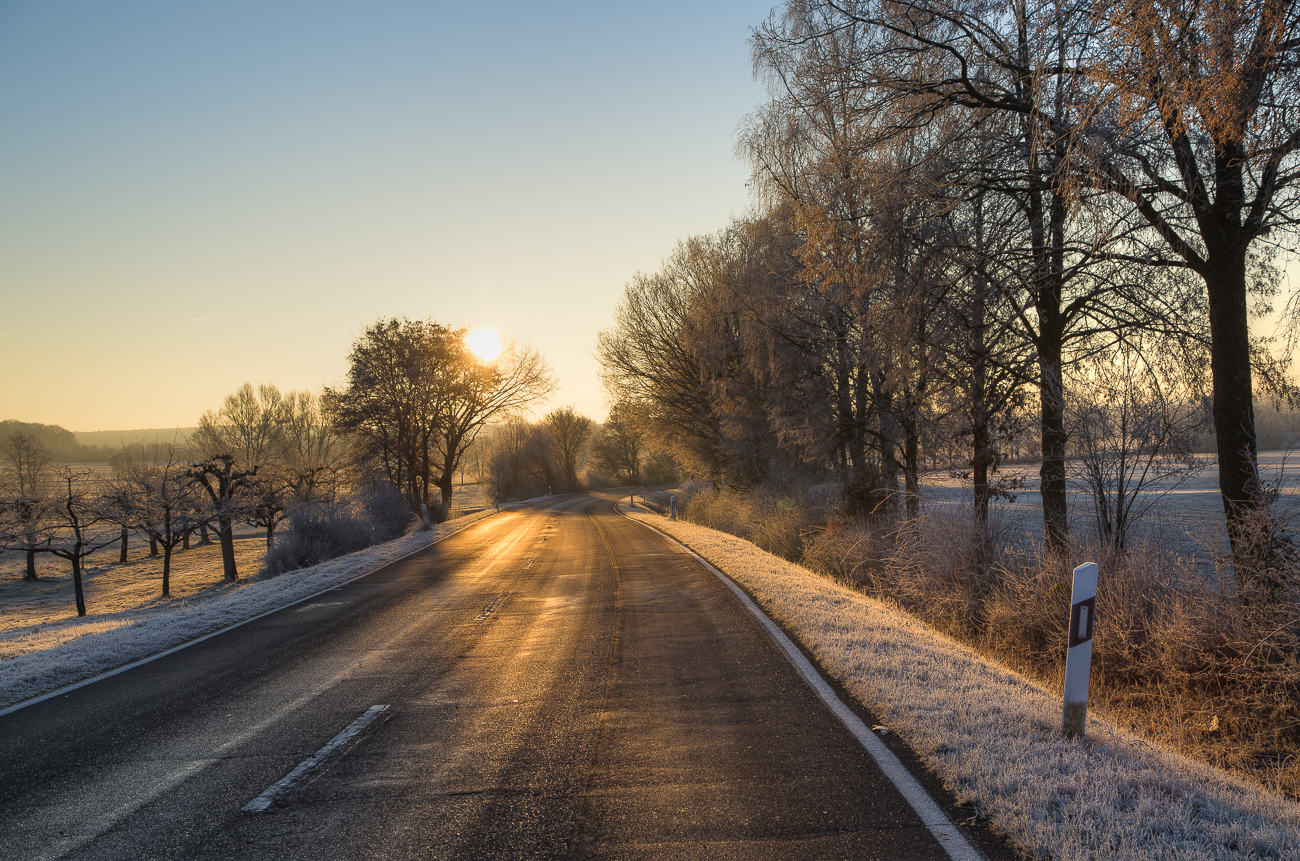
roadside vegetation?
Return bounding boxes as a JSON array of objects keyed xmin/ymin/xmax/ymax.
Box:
[
  {"xmin": 678, "ymin": 484, "xmax": 1300, "ymax": 798},
  {"xmin": 597, "ymin": 0, "xmax": 1300, "ymax": 802},
  {"xmin": 0, "ymin": 320, "xmax": 561, "ymax": 619},
  {"xmin": 627, "ymin": 505, "xmax": 1300, "ymax": 861}
]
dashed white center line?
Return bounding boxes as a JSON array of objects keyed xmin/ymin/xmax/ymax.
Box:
[
  {"xmin": 474, "ymin": 592, "xmax": 510, "ymax": 621},
  {"xmin": 242, "ymin": 704, "xmax": 390, "ymax": 814}
]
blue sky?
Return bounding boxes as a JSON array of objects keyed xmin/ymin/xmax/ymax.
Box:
[{"xmin": 0, "ymin": 1, "xmax": 776, "ymax": 430}]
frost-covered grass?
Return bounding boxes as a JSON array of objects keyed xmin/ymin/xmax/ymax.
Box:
[
  {"xmin": 0, "ymin": 509, "xmax": 500, "ymax": 712},
  {"xmin": 623, "ymin": 505, "xmax": 1300, "ymax": 861}
]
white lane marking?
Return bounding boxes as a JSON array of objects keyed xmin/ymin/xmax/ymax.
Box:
[
  {"xmin": 0, "ymin": 512, "xmax": 502, "ymax": 718},
  {"xmin": 17, "ymin": 657, "xmax": 402, "ymax": 860},
  {"xmin": 621, "ymin": 510, "xmax": 984, "ymax": 861},
  {"xmin": 474, "ymin": 592, "xmax": 510, "ymax": 621},
  {"xmin": 242, "ymin": 705, "xmax": 391, "ymax": 813}
]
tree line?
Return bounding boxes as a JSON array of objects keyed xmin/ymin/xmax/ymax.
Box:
[
  {"xmin": 0, "ymin": 318, "xmax": 560, "ymax": 616},
  {"xmin": 599, "ymin": 0, "xmax": 1300, "ymax": 607}
]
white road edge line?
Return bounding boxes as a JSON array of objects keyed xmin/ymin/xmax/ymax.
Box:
[
  {"xmin": 242, "ymin": 704, "xmax": 391, "ymax": 814},
  {"xmin": 620, "ymin": 506, "xmax": 984, "ymax": 861},
  {"xmin": 0, "ymin": 513, "xmax": 499, "ymax": 718}
]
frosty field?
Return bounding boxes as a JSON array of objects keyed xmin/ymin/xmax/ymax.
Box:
[{"xmin": 920, "ymin": 451, "xmax": 1300, "ymax": 567}]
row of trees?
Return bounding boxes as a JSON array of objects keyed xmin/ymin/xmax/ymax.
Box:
[
  {"xmin": 0, "ymin": 319, "xmax": 561, "ymax": 615},
  {"xmin": 479, "ymin": 404, "xmax": 679, "ymax": 501},
  {"xmin": 600, "ymin": 0, "xmax": 1300, "ymax": 605},
  {"xmin": 325, "ymin": 319, "xmax": 556, "ymax": 516}
]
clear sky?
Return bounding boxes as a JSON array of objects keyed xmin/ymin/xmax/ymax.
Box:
[{"xmin": 0, "ymin": 1, "xmax": 776, "ymax": 432}]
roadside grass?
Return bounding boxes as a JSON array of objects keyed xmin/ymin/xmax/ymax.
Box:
[{"xmin": 624, "ymin": 504, "xmax": 1300, "ymax": 861}]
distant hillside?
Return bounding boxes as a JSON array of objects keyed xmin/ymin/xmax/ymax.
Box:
[
  {"xmin": 0, "ymin": 422, "xmax": 197, "ymax": 463},
  {"xmin": 72, "ymin": 427, "xmax": 195, "ymax": 448}
]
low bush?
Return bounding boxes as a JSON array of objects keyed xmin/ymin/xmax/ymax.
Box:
[
  {"xmin": 681, "ymin": 484, "xmax": 830, "ymax": 562},
  {"xmin": 261, "ymin": 481, "xmax": 412, "ymax": 576}
]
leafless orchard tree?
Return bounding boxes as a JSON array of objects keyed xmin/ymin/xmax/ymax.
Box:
[
  {"xmin": 108, "ymin": 446, "xmax": 206, "ymax": 596},
  {"xmin": 278, "ymin": 388, "xmax": 346, "ymax": 504},
  {"xmin": 44, "ymin": 468, "xmax": 121, "ymax": 617},
  {"xmin": 187, "ymin": 454, "xmax": 256, "ymax": 582},
  {"xmin": 194, "ymin": 382, "xmax": 286, "ymax": 471},
  {"xmin": 1, "ymin": 430, "xmax": 53, "ymax": 579}
]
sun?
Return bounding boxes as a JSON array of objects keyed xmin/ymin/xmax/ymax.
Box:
[{"xmin": 467, "ymin": 328, "xmax": 503, "ymax": 362}]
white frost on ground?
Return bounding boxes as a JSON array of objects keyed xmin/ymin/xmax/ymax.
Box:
[
  {"xmin": 622, "ymin": 505, "xmax": 1300, "ymax": 861},
  {"xmin": 0, "ymin": 509, "xmax": 500, "ymax": 711}
]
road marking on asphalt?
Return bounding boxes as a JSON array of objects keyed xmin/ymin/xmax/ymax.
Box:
[
  {"xmin": 474, "ymin": 592, "xmax": 510, "ymax": 621},
  {"xmin": 621, "ymin": 509, "xmax": 985, "ymax": 861},
  {"xmin": 242, "ymin": 704, "xmax": 391, "ymax": 814}
]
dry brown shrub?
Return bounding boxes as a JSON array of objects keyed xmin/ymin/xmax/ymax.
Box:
[
  {"xmin": 808, "ymin": 505, "xmax": 1300, "ymax": 798},
  {"xmin": 684, "ymin": 481, "xmax": 1300, "ymax": 796},
  {"xmin": 681, "ymin": 485, "xmax": 827, "ymax": 562}
]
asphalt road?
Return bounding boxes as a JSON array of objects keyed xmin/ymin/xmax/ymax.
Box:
[{"xmin": 0, "ymin": 493, "xmax": 972, "ymax": 860}]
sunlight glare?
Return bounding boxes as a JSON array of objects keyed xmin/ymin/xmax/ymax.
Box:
[{"xmin": 467, "ymin": 328, "xmax": 503, "ymax": 362}]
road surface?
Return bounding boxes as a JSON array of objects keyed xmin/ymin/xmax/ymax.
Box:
[{"xmin": 0, "ymin": 492, "xmax": 989, "ymax": 860}]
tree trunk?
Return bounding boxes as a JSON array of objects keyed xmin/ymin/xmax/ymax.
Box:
[
  {"xmin": 904, "ymin": 413, "xmax": 920, "ymax": 521},
  {"xmin": 266, "ymin": 522, "xmax": 275, "ymax": 549},
  {"xmin": 1039, "ymin": 342, "xmax": 1069, "ymax": 553},
  {"xmin": 199, "ymin": 523, "xmax": 212, "ymax": 545},
  {"xmin": 162, "ymin": 544, "xmax": 172, "ymax": 597},
  {"xmin": 119, "ymin": 526, "xmax": 129, "ymax": 564},
  {"xmin": 24, "ymin": 548, "xmax": 37, "ymax": 581},
  {"xmin": 436, "ymin": 471, "xmax": 454, "ymax": 521},
  {"xmin": 1205, "ymin": 252, "xmax": 1266, "ymax": 594},
  {"xmin": 72, "ymin": 554, "xmax": 86, "ymax": 617},
  {"xmin": 973, "ymin": 418, "xmax": 991, "ymax": 524},
  {"xmin": 150, "ymin": 536, "xmax": 159, "ymax": 556},
  {"xmin": 218, "ymin": 514, "xmax": 238, "ymax": 581}
]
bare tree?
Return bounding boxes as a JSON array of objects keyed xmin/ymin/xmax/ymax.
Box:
[
  {"xmin": 542, "ymin": 406, "xmax": 592, "ymax": 493},
  {"xmin": 1067, "ymin": 342, "xmax": 1211, "ymax": 549},
  {"xmin": 432, "ymin": 335, "xmax": 556, "ymax": 513},
  {"xmin": 279, "ymin": 388, "xmax": 345, "ymax": 504},
  {"xmin": 0, "ymin": 430, "xmax": 52, "ymax": 579},
  {"xmin": 45, "ymin": 469, "xmax": 120, "ymax": 616},
  {"xmin": 194, "ymin": 383, "xmax": 286, "ymax": 471},
  {"xmin": 109, "ymin": 446, "xmax": 205, "ymax": 596},
  {"xmin": 1080, "ymin": 0, "xmax": 1300, "ymax": 568},
  {"xmin": 326, "ymin": 318, "xmax": 457, "ymax": 513},
  {"xmin": 591, "ymin": 402, "xmax": 646, "ymax": 486},
  {"xmin": 187, "ymin": 455, "xmax": 255, "ymax": 582}
]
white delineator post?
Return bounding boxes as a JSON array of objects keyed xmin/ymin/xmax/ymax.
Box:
[
  {"xmin": 670, "ymin": 495, "xmax": 676, "ymax": 520},
  {"xmin": 1062, "ymin": 562, "xmax": 1098, "ymax": 737}
]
